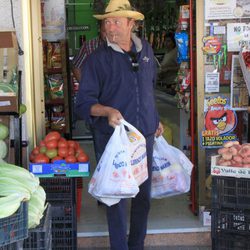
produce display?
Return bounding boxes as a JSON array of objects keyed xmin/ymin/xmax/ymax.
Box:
[
  {"xmin": 0, "ymin": 122, "xmax": 9, "ymax": 161},
  {"xmin": 217, "ymin": 141, "xmax": 250, "ymax": 167},
  {"xmin": 0, "ymin": 163, "xmax": 47, "ymax": 229},
  {"xmin": 29, "ymin": 131, "xmax": 89, "ymax": 164}
]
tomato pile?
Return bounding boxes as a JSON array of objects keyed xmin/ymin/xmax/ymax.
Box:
[{"xmin": 30, "ymin": 131, "xmax": 89, "ymax": 164}]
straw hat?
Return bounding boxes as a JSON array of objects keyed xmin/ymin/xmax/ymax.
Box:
[{"xmin": 93, "ymin": 0, "xmax": 144, "ymax": 20}]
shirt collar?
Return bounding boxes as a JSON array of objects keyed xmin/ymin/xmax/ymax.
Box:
[{"xmin": 106, "ymin": 33, "xmax": 142, "ymax": 53}]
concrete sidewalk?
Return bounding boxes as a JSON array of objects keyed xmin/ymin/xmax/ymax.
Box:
[{"xmin": 79, "ymin": 247, "xmax": 211, "ymax": 250}]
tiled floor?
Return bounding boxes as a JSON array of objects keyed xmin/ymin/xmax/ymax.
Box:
[{"xmin": 76, "ymin": 91, "xmax": 211, "ymax": 248}]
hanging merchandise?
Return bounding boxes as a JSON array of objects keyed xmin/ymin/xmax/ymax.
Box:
[
  {"xmin": 175, "ymin": 32, "xmax": 189, "ymax": 64},
  {"xmin": 178, "ymin": 5, "xmax": 190, "ymax": 31},
  {"xmin": 175, "ymin": 62, "xmax": 191, "ymax": 112}
]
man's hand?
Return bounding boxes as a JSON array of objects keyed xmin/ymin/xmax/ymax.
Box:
[
  {"xmin": 155, "ymin": 122, "xmax": 164, "ymax": 137},
  {"xmin": 90, "ymin": 104, "xmax": 123, "ymax": 128},
  {"xmin": 106, "ymin": 108, "xmax": 123, "ymax": 128}
]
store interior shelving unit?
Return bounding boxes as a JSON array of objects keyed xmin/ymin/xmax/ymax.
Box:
[
  {"xmin": 43, "ymin": 40, "xmax": 71, "ymax": 138},
  {"xmin": 0, "ymin": 71, "xmax": 22, "ymax": 166}
]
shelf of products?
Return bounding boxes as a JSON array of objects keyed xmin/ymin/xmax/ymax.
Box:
[
  {"xmin": 42, "ymin": 40, "xmax": 70, "ymax": 136},
  {"xmin": 0, "ymin": 71, "xmax": 22, "ymax": 166}
]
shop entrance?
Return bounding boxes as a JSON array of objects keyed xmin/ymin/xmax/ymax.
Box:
[{"xmin": 63, "ymin": 0, "xmax": 203, "ymax": 238}]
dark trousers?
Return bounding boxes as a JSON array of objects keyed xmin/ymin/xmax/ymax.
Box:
[{"xmin": 94, "ymin": 130, "xmax": 154, "ymax": 250}]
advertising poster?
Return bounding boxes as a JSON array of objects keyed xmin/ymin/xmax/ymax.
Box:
[
  {"xmin": 230, "ymin": 55, "xmax": 248, "ymax": 110},
  {"xmin": 41, "ymin": 0, "xmax": 66, "ymax": 41},
  {"xmin": 201, "ymin": 95, "xmax": 238, "ymax": 148},
  {"xmin": 227, "ymin": 23, "xmax": 250, "ymax": 52},
  {"xmin": 205, "ymin": 0, "xmax": 250, "ymax": 20}
]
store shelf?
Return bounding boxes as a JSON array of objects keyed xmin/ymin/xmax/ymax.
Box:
[{"xmin": 43, "ymin": 40, "xmax": 70, "ymax": 136}]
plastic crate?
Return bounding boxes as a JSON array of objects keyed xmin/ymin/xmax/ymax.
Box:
[
  {"xmin": 51, "ymin": 202, "xmax": 76, "ymax": 231},
  {"xmin": 0, "ymin": 239, "xmax": 24, "ymax": 250},
  {"xmin": 212, "ymin": 176, "xmax": 250, "ymax": 209},
  {"xmin": 0, "ymin": 201, "xmax": 28, "ymax": 247},
  {"xmin": 212, "ymin": 232, "xmax": 250, "ymax": 250},
  {"xmin": 39, "ymin": 177, "xmax": 76, "ymax": 204},
  {"xmin": 50, "ymin": 202, "xmax": 77, "ymax": 250},
  {"xmin": 23, "ymin": 204, "xmax": 52, "ymax": 250},
  {"xmin": 211, "ymin": 208, "xmax": 250, "ymax": 237},
  {"xmin": 52, "ymin": 229, "xmax": 77, "ymax": 250},
  {"xmin": 77, "ymin": 188, "xmax": 83, "ymax": 219}
]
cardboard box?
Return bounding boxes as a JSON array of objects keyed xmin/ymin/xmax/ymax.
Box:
[
  {"xmin": 0, "ymin": 96, "xmax": 18, "ymax": 113},
  {"xmin": 29, "ymin": 160, "xmax": 90, "ymax": 178},
  {"xmin": 0, "ymin": 31, "xmax": 18, "ymax": 86},
  {"xmin": 211, "ymin": 155, "xmax": 250, "ymax": 178}
]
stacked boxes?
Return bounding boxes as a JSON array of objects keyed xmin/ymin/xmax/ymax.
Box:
[
  {"xmin": 0, "ymin": 201, "xmax": 28, "ymax": 249},
  {"xmin": 23, "ymin": 204, "xmax": 52, "ymax": 250},
  {"xmin": 0, "ymin": 31, "xmax": 19, "ymax": 113},
  {"xmin": 39, "ymin": 177, "xmax": 77, "ymax": 249},
  {"xmin": 211, "ymin": 176, "xmax": 250, "ymax": 250}
]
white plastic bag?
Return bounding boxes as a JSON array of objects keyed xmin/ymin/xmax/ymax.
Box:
[
  {"xmin": 151, "ymin": 136, "xmax": 193, "ymax": 199},
  {"xmin": 88, "ymin": 120, "xmax": 142, "ymax": 206},
  {"xmin": 121, "ymin": 119, "xmax": 148, "ymax": 186}
]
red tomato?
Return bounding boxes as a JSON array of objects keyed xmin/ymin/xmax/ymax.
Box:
[
  {"xmin": 75, "ymin": 148, "xmax": 85, "ymax": 157},
  {"xmin": 68, "ymin": 147, "xmax": 75, "ymax": 156},
  {"xmin": 51, "ymin": 156, "xmax": 63, "ymax": 163},
  {"xmin": 31, "ymin": 146, "xmax": 40, "ymax": 156},
  {"xmin": 65, "ymin": 155, "xmax": 77, "ymax": 163},
  {"xmin": 44, "ymin": 131, "xmax": 61, "ymax": 142},
  {"xmin": 67, "ymin": 140, "xmax": 77, "ymax": 149},
  {"xmin": 45, "ymin": 139, "xmax": 58, "ymax": 149},
  {"xmin": 39, "ymin": 140, "xmax": 46, "ymax": 147},
  {"xmin": 77, "ymin": 153, "xmax": 89, "ymax": 163},
  {"xmin": 29, "ymin": 153, "xmax": 36, "ymax": 163},
  {"xmin": 58, "ymin": 138, "xmax": 68, "ymax": 148},
  {"xmin": 58, "ymin": 147, "xmax": 68, "ymax": 158},
  {"xmin": 34, "ymin": 153, "xmax": 50, "ymax": 163},
  {"xmin": 74, "ymin": 141, "xmax": 80, "ymax": 150}
]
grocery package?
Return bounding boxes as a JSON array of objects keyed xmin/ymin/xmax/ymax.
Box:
[{"xmin": 151, "ymin": 136, "xmax": 193, "ymax": 198}]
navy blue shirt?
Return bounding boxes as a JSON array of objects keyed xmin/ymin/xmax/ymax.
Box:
[{"xmin": 75, "ymin": 35, "xmax": 159, "ymax": 137}]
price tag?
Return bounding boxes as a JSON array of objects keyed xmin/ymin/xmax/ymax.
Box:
[
  {"xmin": 32, "ymin": 164, "xmax": 43, "ymax": 173},
  {"xmin": 78, "ymin": 164, "xmax": 88, "ymax": 173}
]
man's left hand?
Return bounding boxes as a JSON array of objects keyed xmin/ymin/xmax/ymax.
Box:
[{"xmin": 155, "ymin": 122, "xmax": 164, "ymax": 137}]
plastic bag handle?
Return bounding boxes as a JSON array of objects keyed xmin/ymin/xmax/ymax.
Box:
[
  {"xmin": 120, "ymin": 119, "xmax": 144, "ymax": 138},
  {"xmin": 155, "ymin": 135, "xmax": 169, "ymax": 145}
]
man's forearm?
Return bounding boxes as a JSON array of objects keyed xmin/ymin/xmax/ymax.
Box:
[{"xmin": 90, "ymin": 104, "xmax": 114, "ymax": 117}]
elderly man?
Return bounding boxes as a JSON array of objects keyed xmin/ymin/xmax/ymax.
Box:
[{"xmin": 75, "ymin": 0, "xmax": 163, "ymax": 249}]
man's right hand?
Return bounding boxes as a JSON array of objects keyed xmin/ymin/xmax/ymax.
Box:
[
  {"xmin": 106, "ymin": 107, "xmax": 123, "ymax": 128},
  {"xmin": 90, "ymin": 104, "xmax": 123, "ymax": 128}
]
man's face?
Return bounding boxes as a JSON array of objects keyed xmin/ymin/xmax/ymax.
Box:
[{"xmin": 104, "ymin": 17, "xmax": 134, "ymax": 45}]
